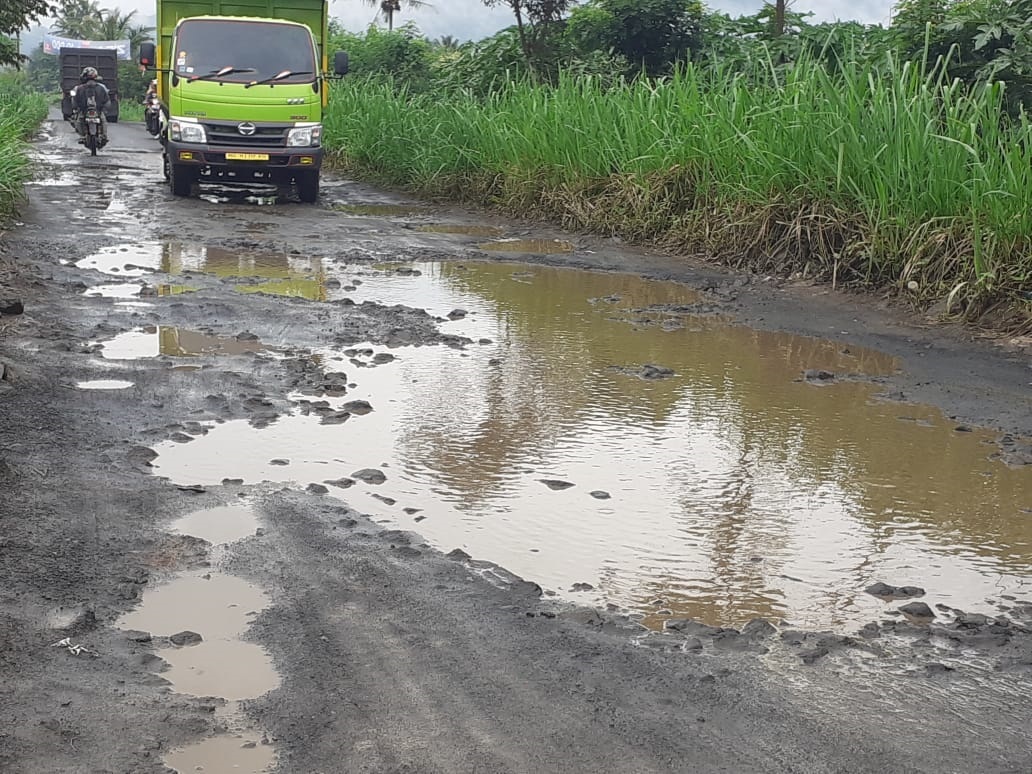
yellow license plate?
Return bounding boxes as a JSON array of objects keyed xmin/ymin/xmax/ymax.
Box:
[{"xmin": 226, "ymin": 152, "xmax": 269, "ymax": 161}]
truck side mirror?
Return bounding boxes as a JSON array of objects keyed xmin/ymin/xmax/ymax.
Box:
[
  {"xmin": 333, "ymin": 51, "xmax": 349, "ymax": 77},
  {"xmin": 139, "ymin": 41, "xmax": 156, "ymax": 68}
]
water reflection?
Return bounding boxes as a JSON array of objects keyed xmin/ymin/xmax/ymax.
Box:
[
  {"xmin": 161, "ymin": 243, "xmax": 326, "ymax": 301},
  {"xmin": 96, "ymin": 326, "xmax": 266, "ymax": 359},
  {"xmin": 153, "ymin": 262, "xmax": 1032, "ymax": 632}
]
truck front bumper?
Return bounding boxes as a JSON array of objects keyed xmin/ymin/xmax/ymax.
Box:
[{"xmin": 167, "ymin": 139, "xmax": 323, "ymax": 180}]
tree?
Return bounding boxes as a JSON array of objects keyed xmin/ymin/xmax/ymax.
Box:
[
  {"xmin": 362, "ymin": 0, "xmax": 432, "ymax": 32},
  {"xmin": 774, "ymin": 0, "xmax": 786, "ymax": 37},
  {"xmin": 0, "ymin": 0, "xmax": 54, "ymax": 68},
  {"xmin": 567, "ymin": 0, "xmax": 705, "ymax": 77},
  {"xmin": 482, "ymin": 0, "xmax": 577, "ymax": 80},
  {"xmin": 52, "ymin": 0, "xmax": 103, "ymax": 39}
]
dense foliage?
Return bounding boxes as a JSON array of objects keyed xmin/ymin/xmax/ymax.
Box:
[
  {"xmin": 322, "ymin": 1, "xmax": 1032, "ymax": 326},
  {"xmin": 0, "ymin": 0, "xmax": 54, "ymax": 68},
  {"xmin": 0, "ymin": 80, "xmax": 48, "ymax": 219}
]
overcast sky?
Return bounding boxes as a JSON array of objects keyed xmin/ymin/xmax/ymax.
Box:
[{"xmin": 29, "ymin": 1, "xmax": 898, "ymax": 44}]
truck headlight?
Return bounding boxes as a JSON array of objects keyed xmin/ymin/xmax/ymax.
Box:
[
  {"xmin": 170, "ymin": 119, "xmax": 206, "ymax": 144},
  {"xmin": 287, "ymin": 124, "xmax": 322, "ymax": 147}
]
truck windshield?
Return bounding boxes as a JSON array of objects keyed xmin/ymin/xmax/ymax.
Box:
[{"xmin": 175, "ymin": 19, "xmax": 316, "ymax": 83}]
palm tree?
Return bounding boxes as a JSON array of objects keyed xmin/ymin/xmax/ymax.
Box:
[
  {"xmin": 52, "ymin": 0, "xmax": 103, "ymax": 39},
  {"xmin": 436, "ymin": 34, "xmax": 459, "ymax": 50},
  {"xmin": 94, "ymin": 9, "xmax": 153, "ymax": 52},
  {"xmin": 362, "ymin": 0, "xmax": 432, "ymax": 32}
]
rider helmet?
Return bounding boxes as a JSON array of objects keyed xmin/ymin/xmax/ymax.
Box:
[{"xmin": 80, "ymin": 66, "xmax": 99, "ymax": 82}]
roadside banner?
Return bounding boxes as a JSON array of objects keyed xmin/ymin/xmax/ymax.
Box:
[{"xmin": 42, "ymin": 34, "xmax": 131, "ymax": 60}]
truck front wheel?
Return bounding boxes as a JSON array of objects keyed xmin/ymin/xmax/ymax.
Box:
[
  {"xmin": 169, "ymin": 163, "xmax": 194, "ymax": 197},
  {"xmin": 296, "ymin": 170, "xmax": 319, "ymax": 203}
]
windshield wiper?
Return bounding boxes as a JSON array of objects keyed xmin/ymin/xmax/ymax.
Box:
[
  {"xmin": 244, "ymin": 70, "xmax": 313, "ymax": 88},
  {"xmin": 188, "ymin": 66, "xmax": 257, "ymax": 82}
]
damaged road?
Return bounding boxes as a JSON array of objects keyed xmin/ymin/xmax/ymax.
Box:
[{"xmin": 1, "ymin": 113, "xmax": 1031, "ymax": 773}]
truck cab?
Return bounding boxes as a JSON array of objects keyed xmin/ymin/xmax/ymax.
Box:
[{"xmin": 139, "ymin": 3, "xmax": 346, "ymax": 203}]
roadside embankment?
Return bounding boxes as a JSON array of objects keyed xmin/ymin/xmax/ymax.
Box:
[{"xmin": 323, "ymin": 60, "xmax": 1032, "ymax": 333}]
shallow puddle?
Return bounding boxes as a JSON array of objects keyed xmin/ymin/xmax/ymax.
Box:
[
  {"xmin": 152, "ymin": 262, "xmax": 1032, "ymax": 632},
  {"xmin": 419, "ymin": 224, "xmax": 506, "ymax": 237},
  {"xmin": 117, "ymin": 571, "xmax": 268, "ymax": 640},
  {"xmin": 158, "ymin": 640, "xmax": 280, "ymax": 700},
  {"xmin": 334, "ymin": 203, "xmax": 428, "ymax": 216},
  {"xmin": 119, "ymin": 503, "xmax": 280, "ymax": 770},
  {"xmin": 170, "ymin": 503, "xmax": 260, "ymax": 546},
  {"xmin": 83, "ymin": 283, "xmax": 143, "ymax": 298},
  {"xmin": 96, "ymin": 326, "xmax": 265, "ymax": 359},
  {"xmin": 76, "ymin": 244, "xmax": 162, "ymax": 277},
  {"xmin": 477, "ymin": 238, "xmax": 575, "ymax": 254},
  {"xmin": 165, "ymin": 733, "xmax": 274, "ymax": 774},
  {"xmin": 75, "ymin": 379, "xmax": 134, "ymax": 390}
]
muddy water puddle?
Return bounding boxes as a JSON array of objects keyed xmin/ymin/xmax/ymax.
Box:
[
  {"xmin": 152, "ymin": 261, "xmax": 1032, "ymax": 633},
  {"xmin": 96, "ymin": 326, "xmax": 266, "ymax": 359},
  {"xmin": 118, "ymin": 503, "xmax": 279, "ymax": 772},
  {"xmin": 334, "ymin": 203, "xmax": 429, "ymax": 217},
  {"xmin": 477, "ymin": 238, "xmax": 575, "ymax": 254},
  {"xmin": 164, "ymin": 734, "xmax": 274, "ymax": 774},
  {"xmin": 419, "ymin": 224, "xmax": 506, "ymax": 237}
]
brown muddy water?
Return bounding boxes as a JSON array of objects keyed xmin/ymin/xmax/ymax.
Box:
[
  {"xmin": 95, "ymin": 326, "xmax": 266, "ymax": 359},
  {"xmin": 125, "ymin": 257, "xmax": 1031, "ymax": 633},
  {"xmin": 117, "ymin": 503, "xmax": 278, "ymax": 772}
]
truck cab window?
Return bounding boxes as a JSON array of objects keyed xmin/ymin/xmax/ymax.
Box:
[{"xmin": 176, "ymin": 19, "xmax": 316, "ymax": 82}]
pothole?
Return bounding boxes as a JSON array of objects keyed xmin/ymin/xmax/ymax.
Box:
[
  {"xmin": 477, "ymin": 238, "xmax": 575, "ymax": 254},
  {"xmin": 75, "ymin": 379, "xmax": 134, "ymax": 390},
  {"xmin": 95, "ymin": 327, "xmax": 266, "ymax": 359},
  {"xmin": 117, "ymin": 502, "xmax": 279, "ymax": 772},
  {"xmin": 418, "ymin": 224, "xmax": 505, "ymax": 237},
  {"xmin": 170, "ymin": 504, "xmax": 261, "ymax": 546},
  {"xmin": 164, "ymin": 733, "xmax": 275, "ymax": 774},
  {"xmin": 333, "ymin": 203, "xmax": 429, "ymax": 216},
  {"xmin": 148, "ymin": 260, "xmax": 1032, "ymax": 635}
]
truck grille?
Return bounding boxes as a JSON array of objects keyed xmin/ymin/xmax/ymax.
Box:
[{"xmin": 203, "ymin": 121, "xmax": 287, "ymax": 147}]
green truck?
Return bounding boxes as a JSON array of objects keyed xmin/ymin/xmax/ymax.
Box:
[{"xmin": 139, "ymin": 0, "xmax": 348, "ymax": 202}]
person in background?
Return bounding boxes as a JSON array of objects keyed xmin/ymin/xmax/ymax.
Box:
[{"xmin": 74, "ymin": 66, "xmax": 109, "ymax": 145}]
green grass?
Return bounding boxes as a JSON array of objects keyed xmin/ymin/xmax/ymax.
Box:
[
  {"xmin": 0, "ymin": 91, "xmax": 49, "ymax": 222},
  {"xmin": 118, "ymin": 101, "xmax": 145, "ymax": 122},
  {"xmin": 323, "ymin": 54, "xmax": 1032, "ymax": 327}
]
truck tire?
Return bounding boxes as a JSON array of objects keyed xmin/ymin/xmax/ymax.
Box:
[
  {"xmin": 61, "ymin": 95, "xmax": 73, "ymax": 121},
  {"xmin": 169, "ymin": 163, "xmax": 194, "ymax": 197},
  {"xmin": 296, "ymin": 170, "xmax": 319, "ymax": 203}
]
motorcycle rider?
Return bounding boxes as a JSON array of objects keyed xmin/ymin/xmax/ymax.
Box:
[{"xmin": 74, "ymin": 67, "xmax": 109, "ymax": 146}]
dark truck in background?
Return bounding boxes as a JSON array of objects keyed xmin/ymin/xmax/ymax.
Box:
[{"xmin": 59, "ymin": 47, "xmax": 120, "ymax": 123}]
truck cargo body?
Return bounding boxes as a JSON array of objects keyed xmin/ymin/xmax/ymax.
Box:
[
  {"xmin": 59, "ymin": 47, "xmax": 120, "ymax": 122},
  {"xmin": 147, "ymin": 0, "xmax": 340, "ymax": 202}
]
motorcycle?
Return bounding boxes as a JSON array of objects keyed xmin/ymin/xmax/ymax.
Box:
[
  {"xmin": 144, "ymin": 94, "xmax": 161, "ymax": 136},
  {"xmin": 83, "ymin": 102, "xmax": 106, "ymax": 156}
]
